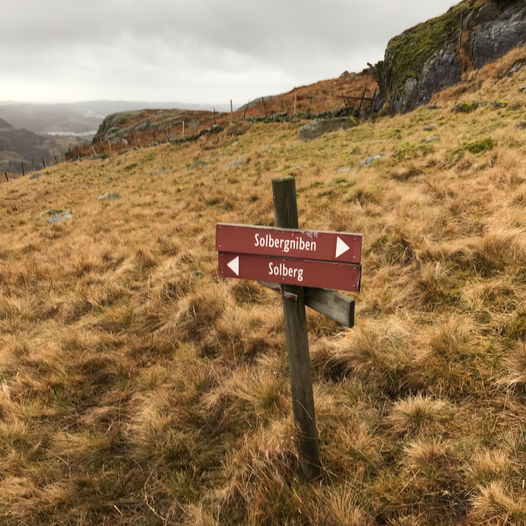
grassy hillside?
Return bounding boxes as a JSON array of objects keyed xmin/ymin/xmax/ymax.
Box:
[{"xmin": 1, "ymin": 48, "xmax": 526, "ymax": 525}]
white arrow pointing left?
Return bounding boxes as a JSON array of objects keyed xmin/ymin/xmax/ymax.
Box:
[
  {"xmin": 335, "ymin": 236, "xmax": 350, "ymax": 258},
  {"xmin": 227, "ymin": 256, "xmax": 240, "ymax": 276}
]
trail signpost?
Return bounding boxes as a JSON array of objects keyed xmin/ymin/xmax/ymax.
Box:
[{"xmin": 216, "ymin": 176, "xmax": 362, "ymax": 479}]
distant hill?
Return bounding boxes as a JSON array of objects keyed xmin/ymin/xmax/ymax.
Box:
[
  {"xmin": 0, "ymin": 118, "xmax": 13, "ymax": 129},
  {"xmin": 0, "ymin": 100, "xmax": 230, "ymax": 135},
  {"xmin": 0, "ymin": 121, "xmax": 88, "ymax": 174}
]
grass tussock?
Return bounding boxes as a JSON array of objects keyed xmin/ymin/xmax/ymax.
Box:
[{"xmin": 0, "ymin": 47, "xmax": 526, "ymax": 524}]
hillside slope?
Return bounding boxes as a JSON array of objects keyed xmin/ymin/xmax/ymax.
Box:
[
  {"xmin": 82, "ymin": 69, "xmax": 376, "ymax": 157},
  {"xmin": 0, "ymin": 48, "xmax": 526, "ymax": 525}
]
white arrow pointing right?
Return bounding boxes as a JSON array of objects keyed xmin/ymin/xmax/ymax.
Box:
[
  {"xmin": 227, "ymin": 256, "xmax": 240, "ymax": 276},
  {"xmin": 335, "ymin": 236, "xmax": 350, "ymax": 259}
]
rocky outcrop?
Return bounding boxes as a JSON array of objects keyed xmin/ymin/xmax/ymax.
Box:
[
  {"xmin": 298, "ymin": 117, "xmax": 358, "ymax": 141},
  {"xmin": 377, "ymin": 0, "xmax": 526, "ymax": 114}
]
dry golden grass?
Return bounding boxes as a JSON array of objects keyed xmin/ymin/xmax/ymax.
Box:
[{"xmin": 0, "ymin": 47, "xmax": 526, "ymax": 524}]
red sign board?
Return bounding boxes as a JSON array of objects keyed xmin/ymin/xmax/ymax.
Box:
[
  {"xmin": 216, "ymin": 223, "xmax": 361, "ymax": 264},
  {"xmin": 218, "ymin": 252, "xmax": 361, "ymax": 292}
]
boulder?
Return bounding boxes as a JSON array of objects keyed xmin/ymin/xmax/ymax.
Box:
[
  {"xmin": 360, "ymin": 154, "xmax": 386, "ymax": 168},
  {"xmin": 47, "ymin": 210, "xmax": 73, "ymax": 225},
  {"xmin": 98, "ymin": 192, "xmax": 122, "ymax": 200},
  {"xmin": 298, "ymin": 117, "xmax": 358, "ymax": 141}
]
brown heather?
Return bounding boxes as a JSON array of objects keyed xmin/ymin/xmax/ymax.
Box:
[{"xmin": 1, "ymin": 47, "xmax": 526, "ymax": 525}]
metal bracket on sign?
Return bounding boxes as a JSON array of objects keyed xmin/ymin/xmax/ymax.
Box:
[{"xmin": 280, "ymin": 285, "xmax": 298, "ymax": 302}]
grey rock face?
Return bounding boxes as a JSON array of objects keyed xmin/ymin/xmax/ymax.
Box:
[
  {"xmin": 390, "ymin": 44, "xmax": 462, "ymax": 114},
  {"xmin": 470, "ymin": 5, "xmax": 526, "ymax": 69},
  {"xmin": 380, "ymin": 1, "xmax": 526, "ymax": 115},
  {"xmin": 298, "ymin": 118, "xmax": 354, "ymax": 141}
]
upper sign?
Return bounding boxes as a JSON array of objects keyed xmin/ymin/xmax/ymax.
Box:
[{"xmin": 216, "ymin": 223, "xmax": 361, "ymax": 264}]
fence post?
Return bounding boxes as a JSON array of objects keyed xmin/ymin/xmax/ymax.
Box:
[
  {"xmin": 272, "ymin": 176, "xmax": 321, "ymax": 480},
  {"xmin": 21, "ymin": 162, "xmax": 25, "ymax": 176},
  {"xmin": 4, "ymin": 171, "xmax": 8, "ymax": 182},
  {"xmin": 359, "ymin": 87, "xmax": 367, "ymax": 113},
  {"xmin": 230, "ymin": 99, "xmax": 233, "ymax": 122},
  {"xmin": 320, "ymin": 91, "xmax": 327, "ymax": 114},
  {"xmin": 262, "ymin": 96, "xmax": 267, "ymax": 118},
  {"xmin": 293, "ymin": 93, "xmax": 297, "ymax": 116}
]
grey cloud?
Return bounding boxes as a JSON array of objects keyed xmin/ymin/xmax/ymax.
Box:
[{"xmin": 0, "ymin": 0, "xmax": 457, "ymax": 103}]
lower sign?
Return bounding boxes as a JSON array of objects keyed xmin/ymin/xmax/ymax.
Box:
[{"xmin": 218, "ymin": 253, "xmax": 361, "ymax": 292}]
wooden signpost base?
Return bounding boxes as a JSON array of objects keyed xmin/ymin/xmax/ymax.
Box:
[{"xmin": 272, "ymin": 176, "xmax": 321, "ymax": 479}]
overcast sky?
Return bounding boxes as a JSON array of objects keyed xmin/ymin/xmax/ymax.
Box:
[{"xmin": 0, "ymin": 0, "xmax": 457, "ymax": 107}]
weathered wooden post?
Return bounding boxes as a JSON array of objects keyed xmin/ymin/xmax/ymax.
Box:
[
  {"xmin": 320, "ymin": 91, "xmax": 328, "ymax": 114},
  {"xmin": 216, "ymin": 181, "xmax": 362, "ymax": 480},
  {"xmin": 21, "ymin": 162, "xmax": 25, "ymax": 176},
  {"xmin": 272, "ymin": 176, "xmax": 320, "ymax": 479},
  {"xmin": 4, "ymin": 171, "xmax": 8, "ymax": 182},
  {"xmin": 359, "ymin": 87, "xmax": 367, "ymax": 114}
]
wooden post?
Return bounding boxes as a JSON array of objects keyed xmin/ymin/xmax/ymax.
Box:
[
  {"xmin": 213, "ymin": 107, "xmax": 216, "ymax": 124},
  {"xmin": 320, "ymin": 91, "xmax": 327, "ymax": 114},
  {"xmin": 21, "ymin": 162, "xmax": 25, "ymax": 176},
  {"xmin": 4, "ymin": 171, "xmax": 8, "ymax": 182},
  {"xmin": 293, "ymin": 93, "xmax": 297, "ymax": 115},
  {"xmin": 230, "ymin": 99, "xmax": 233, "ymax": 122},
  {"xmin": 359, "ymin": 87, "xmax": 367, "ymax": 113},
  {"xmin": 42, "ymin": 157, "xmax": 46, "ymax": 169},
  {"xmin": 107, "ymin": 140, "xmax": 112, "ymax": 155},
  {"xmin": 182, "ymin": 121, "xmax": 185, "ymax": 138},
  {"xmin": 262, "ymin": 96, "xmax": 267, "ymax": 118},
  {"xmin": 272, "ymin": 176, "xmax": 320, "ymax": 480}
]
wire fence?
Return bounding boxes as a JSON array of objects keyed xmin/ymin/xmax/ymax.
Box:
[{"xmin": 1, "ymin": 87, "xmax": 377, "ymax": 182}]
